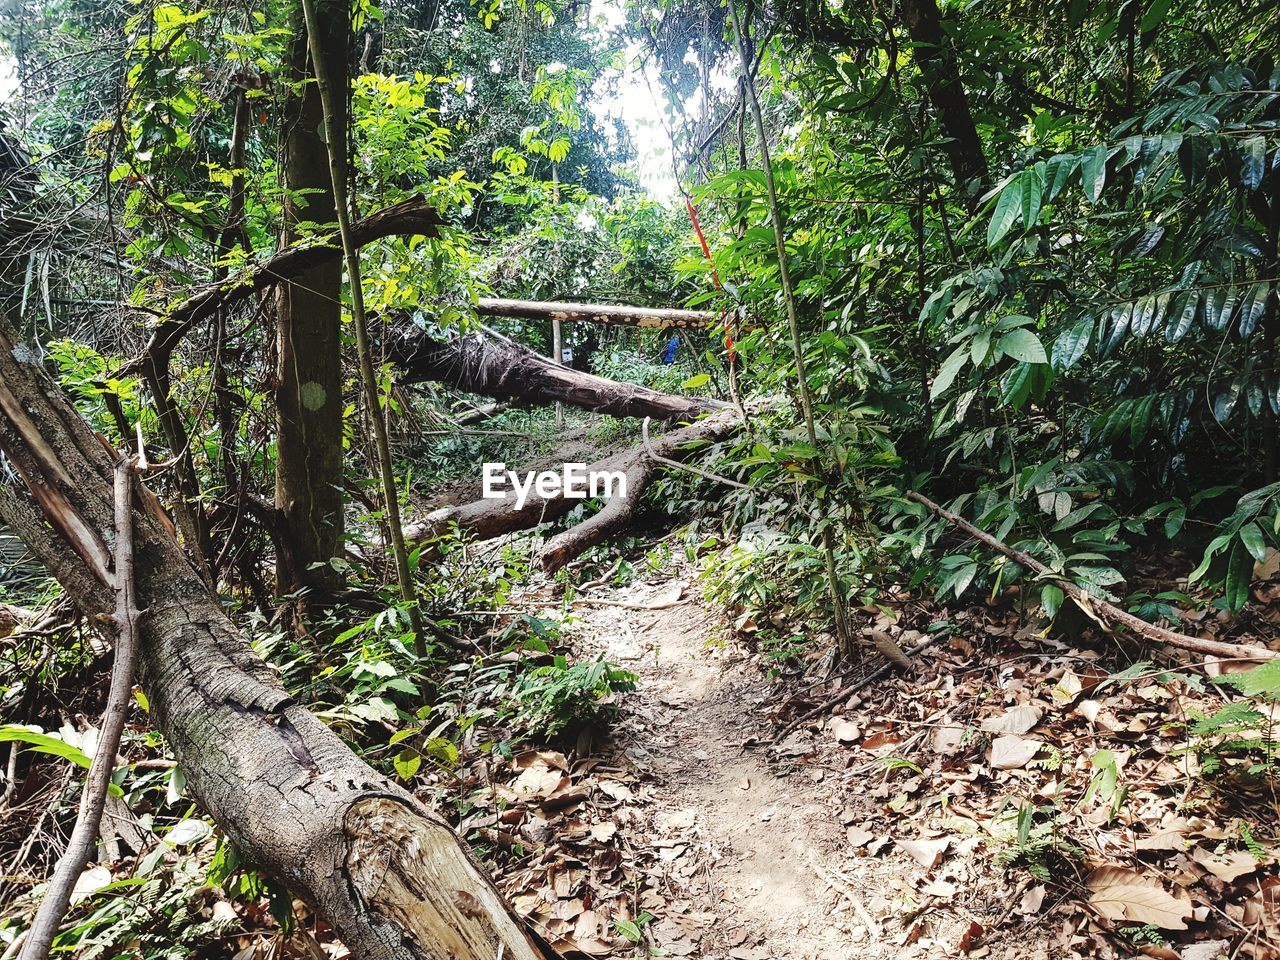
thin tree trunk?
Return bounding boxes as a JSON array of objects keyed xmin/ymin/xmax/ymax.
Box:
[
  {"xmin": 299, "ymin": 0, "xmax": 426, "ymax": 652},
  {"xmin": 274, "ymin": 0, "xmax": 348, "ymax": 592},
  {"xmin": 729, "ymin": 1, "xmax": 855, "ymax": 658},
  {"xmin": 896, "ymin": 0, "xmax": 988, "ymax": 190},
  {"xmin": 0, "ymin": 320, "xmax": 550, "ymax": 960}
]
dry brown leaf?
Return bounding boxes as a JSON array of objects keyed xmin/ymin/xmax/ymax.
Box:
[
  {"xmin": 846, "ymin": 826, "xmax": 875, "ymax": 848},
  {"xmin": 589, "ymin": 822, "xmax": 617, "ymax": 843},
  {"xmin": 1019, "ymin": 884, "xmax": 1046, "ymax": 915},
  {"xmin": 1177, "ymin": 940, "xmax": 1230, "ymax": 960},
  {"xmin": 1190, "ymin": 846, "xmax": 1258, "ymax": 882},
  {"xmin": 956, "ymin": 920, "xmax": 984, "ymax": 953},
  {"xmin": 830, "ymin": 719, "xmax": 862, "ymax": 744},
  {"xmin": 897, "ymin": 837, "xmax": 950, "ymax": 870},
  {"xmin": 981, "ymin": 704, "xmax": 1044, "ymax": 735},
  {"xmin": 989, "ymin": 734, "xmax": 1041, "ymax": 770},
  {"xmin": 1086, "ymin": 866, "xmax": 1190, "ymax": 930}
]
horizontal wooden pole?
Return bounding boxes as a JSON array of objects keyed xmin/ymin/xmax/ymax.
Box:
[{"xmin": 475, "ymin": 297, "xmax": 713, "ymax": 329}]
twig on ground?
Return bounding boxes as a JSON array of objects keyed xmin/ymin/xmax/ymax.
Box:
[
  {"xmin": 806, "ymin": 852, "xmax": 882, "ymax": 937},
  {"xmin": 769, "ymin": 635, "xmax": 942, "ymax": 745}
]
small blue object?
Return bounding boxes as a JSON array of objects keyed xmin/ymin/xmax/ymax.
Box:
[{"xmin": 661, "ymin": 335, "xmax": 679, "ymax": 364}]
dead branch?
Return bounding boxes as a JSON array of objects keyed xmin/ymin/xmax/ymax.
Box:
[
  {"xmin": 475, "ymin": 297, "xmax": 713, "ymax": 329},
  {"xmin": 404, "ymin": 409, "xmax": 743, "ymax": 573},
  {"xmin": 19, "ymin": 457, "xmax": 141, "ymax": 960},
  {"xmin": 908, "ymin": 490, "xmax": 1278, "ymax": 662},
  {"xmin": 769, "ymin": 635, "xmax": 943, "ymax": 746}
]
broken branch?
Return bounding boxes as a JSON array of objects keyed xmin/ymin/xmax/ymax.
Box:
[{"xmin": 907, "ymin": 490, "xmax": 1278, "ymax": 662}]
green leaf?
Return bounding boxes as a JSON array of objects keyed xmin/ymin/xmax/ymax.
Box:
[
  {"xmin": 1044, "ymin": 153, "xmax": 1078, "ymax": 202},
  {"xmin": 0, "ymin": 726, "xmax": 94, "ymax": 769},
  {"xmin": 1240, "ymin": 522, "xmax": 1268, "ymax": 564},
  {"xmin": 1238, "ymin": 282, "xmax": 1270, "ymax": 338},
  {"xmin": 394, "ymin": 749, "xmax": 422, "ymax": 780},
  {"xmin": 931, "ymin": 344, "xmax": 969, "ymax": 398},
  {"xmin": 1166, "ymin": 290, "xmax": 1199, "ymax": 342},
  {"xmin": 998, "ymin": 328, "xmax": 1048, "ymax": 364},
  {"xmin": 1041, "ymin": 584, "xmax": 1065, "ymax": 619},
  {"xmin": 1082, "ymin": 144, "xmax": 1108, "ymax": 204},
  {"xmin": 1225, "ymin": 539, "xmax": 1254, "ymax": 613},
  {"xmin": 681, "ymin": 373, "xmax": 711, "ymax": 389},
  {"xmin": 1164, "ymin": 506, "xmax": 1186, "ymax": 539},
  {"xmin": 1052, "ymin": 317, "xmax": 1093, "ymax": 371},
  {"xmin": 1022, "ymin": 164, "xmax": 1045, "ymax": 227},
  {"xmin": 1140, "ymin": 0, "xmax": 1173, "ymax": 31},
  {"xmin": 987, "ymin": 178, "xmax": 1023, "ymax": 248},
  {"xmin": 1241, "ymin": 135, "xmax": 1266, "ymax": 191}
]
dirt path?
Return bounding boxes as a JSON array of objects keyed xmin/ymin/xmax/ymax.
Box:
[{"xmin": 570, "ymin": 574, "xmax": 858, "ymax": 960}]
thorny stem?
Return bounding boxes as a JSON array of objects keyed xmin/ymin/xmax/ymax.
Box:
[
  {"xmin": 727, "ymin": 0, "xmax": 855, "ymax": 659},
  {"xmin": 299, "ymin": 0, "xmax": 427, "ymax": 655}
]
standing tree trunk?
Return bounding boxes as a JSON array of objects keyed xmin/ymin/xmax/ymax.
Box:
[
  {"xmin": 897, "ymin": 0, "xmax": 988, "ymax": 191},
  {"xmin": 274, "ymin": 0, "xmax": 348, "ymax": 592},
  {"xmin": 0, "ymin": 318, "xmax": 550, "ymax": 960}
]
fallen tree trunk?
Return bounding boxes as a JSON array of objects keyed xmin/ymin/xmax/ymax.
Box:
[
  {"xmin": 394, "ymin": 332, "xmax": 725, "ymax": 422},
  {"xmin": 908, "ymin": 490, "xmax": 1278, "ymax": 662},
  {"xmin": 476, "ymin": 297, "xmax": 713, "ymax": 329},
  {"xmin": 406, "ymin": 408, "xmax": 743, "ymax": 572},
  {"xmin": 0, "ymin": 319, "xmax": 548, "ymax": 959}
]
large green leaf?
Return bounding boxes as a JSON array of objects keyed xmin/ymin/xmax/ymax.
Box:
[
  {"xmin": 1225, "ymin": 539, "xmax": 1254, "ymax": 613},
  {"xmin": 1238, "ymin": 281, "xmax": 1269, "ymax": 338},
  {"xmin": 1052, "ymin": 317, "xmax": 1093, "ymax": 371},
  {"xmin": 1241, "ymin": 135, "xmax": 1266, "ymax": 190},
  {"xmin": 1239, "ymin": 522, "xmax": 1268, "ymax": 564},
  {"xmin": 1082, "ymin": 144, "xmax": 1108, "ymax": 204},
  {"xmin": 1166, "ymin": 290, "xmax": 1199, "ymax": 342},
  {"xmin": 931, "ymin": 344, "xmax": 969, "ymax": 398},
  {"xmin": 999, "ymin": 328, "xmax": 1048, "ymax": 364},
  {"xmin": 1022, "ymin": 164, "xmax": 1045, "ymax": 228},
  {"xmin": 987, "ymin": 178, "xmax": 1023, "ymax": 248},
  {"xmin": 0, "ymin": 726, "xmax": 94, "ymax": 768},
  {"xmin": 1044, "ymin": 153, "xmax": 1078, "ymax": 202}
]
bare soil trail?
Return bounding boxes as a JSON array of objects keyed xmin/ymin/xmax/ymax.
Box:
[{"xmin": 567, "ymin": 572, "xmax": 861, "ymax": 960}]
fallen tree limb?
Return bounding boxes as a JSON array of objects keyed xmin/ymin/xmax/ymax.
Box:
[
  {"xmin": 476, "ymin": 297, "xmax": 713, "ymax": 329},
  {"xmin": 20, "ymin": 457, "xmax": 140, "ymax": 960},
  {"xmin": 908, "ymin": 490, "xmax": 1278, "ymax": 662},
  {"xmin": 0, "ymin": 319, "xmax": 549, "ymax": 959},
  {"xmin": 394, "ymin": 332, "xmax": 725, "ymax": 421},
  {"xmin": 405, "ymin": 408, "xmax": 743, "ymax": 572},
  {"xmin": 538, "ymin": 409, "xmax": 742, "ymax": 572}
]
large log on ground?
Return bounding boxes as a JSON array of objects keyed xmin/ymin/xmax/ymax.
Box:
[
  {"xmin": 394, "ymin": 331, "xmax": 725, "ymax": 421},
  {"xmin": 405, "ymin": 408, "xmax": 742, "ymax": 571},
  {"xmin": 0, "ymin": 319, "xmax": 548, "ymax": 960},
  {"xmin": 476, "ymin": 297, "xmax": 713, "ymax": 329}
]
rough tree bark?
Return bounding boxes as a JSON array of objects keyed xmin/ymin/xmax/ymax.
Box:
[
  {"xmin": 897, "ymin": 0, "xmax": 988, "ymax": 190},
  {"xmin": 0, "ymin": 319, "xmax": 549, "ymax": 960},
  {"xmin": 405, "ymin": 408, "xmax": 742, "ymax": 571},
  {"xmin": 274, "ymin": 0, "xmax": 349, "ymax": 592},
  {"xmin": 393, "ymin": 332, "xmax": 726, "ymax": 422}
]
